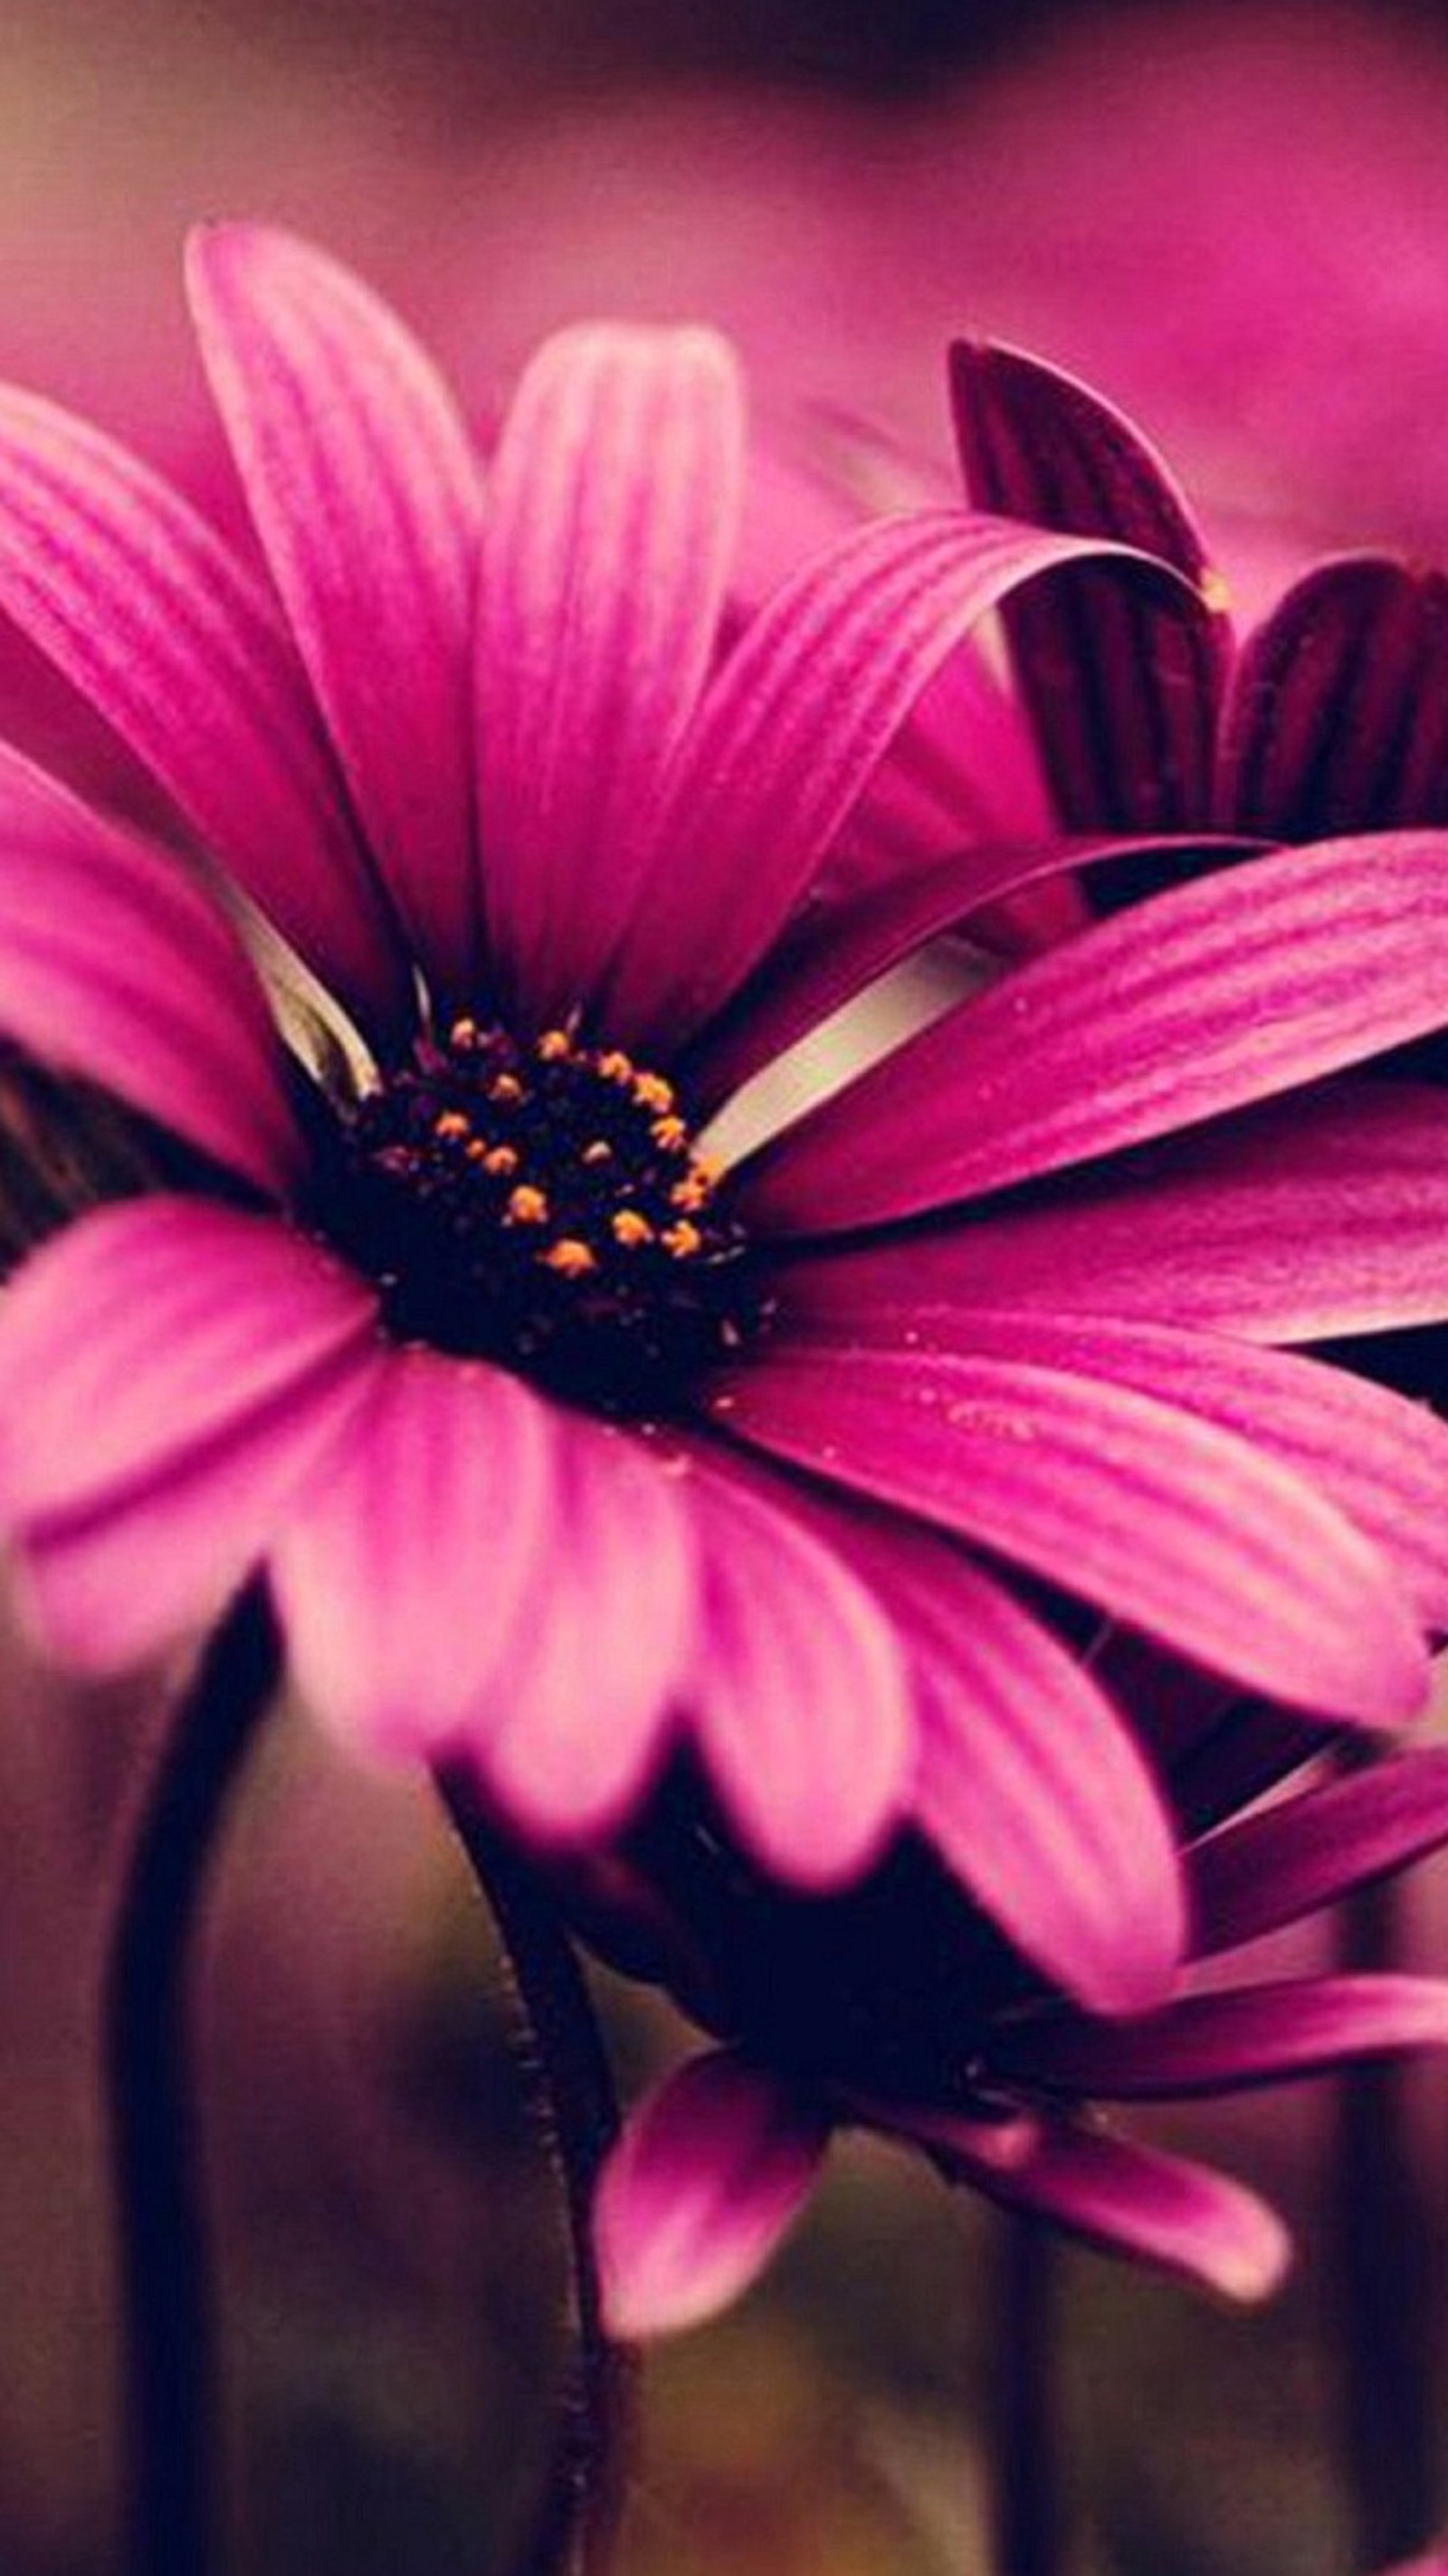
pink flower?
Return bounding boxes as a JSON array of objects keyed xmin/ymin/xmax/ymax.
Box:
[
  {"xmin": 595, "ymin": 1746, "xmax": 1448, "ymax": 2336},
  {"xmin": 2, "ymin": 227, "xmax": 1448, "ymax": 2008}
]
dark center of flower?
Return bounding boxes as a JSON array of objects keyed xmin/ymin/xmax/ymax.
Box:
[{"xmin": 319, "ymin": 1017, "xmax": 763, "ymax": 1412}]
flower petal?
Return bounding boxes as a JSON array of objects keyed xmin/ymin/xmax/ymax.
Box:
[
  {"xmin": 781, "ymin": 1081, "xmax": 1448, "ymax": 1344},
  {"xmin": 714, "ymin": 1342, "xmax": 1428, "ymax": 1725},
  {"xmin": 1006, "ymin": 1976, "xmax": 1448, "ymax": 2097},
  {"xmin": 271, "ymin": 1348, "xmax": 562, "ymax": 1763},
  {"xmin": 595, "ymin": 2051, "xmax": 829, "ymax": 2339},
  {"xmin": 951, "ymin": 340, "xmax": 1232, "ymax": 831},
  {"xmin": 686, "ymin": 1462, "xmax": 911, "ymax": 1890},
  {"xmin": 839, "ymin": 1520, "xmax": 1184, "ymax": 2012},
  {"xmin": 940, "ymin": 2121, "xmax": 1290, "ymax": 2304},
  {"xmin": 0, "ymin": 744, "xmax": 300, "ymax": 1194},
  {"xmin": 743, "ymin": 834, "xmax": 1448, "ymax": 1232},
  {"xmin": 793, "ymin": 1304, "xmax": 1448, "ymax": 1631},
  {"xmin": 480, "ymin": 1425, "xmax": 698, "ymax": 1846},
  {"xmin": 1220, "ymin": 556, "xmax": 1448, "ymax": 838},
  {"xmin": 1189, "ymin": 1750, "xmax": 1448, "ymax": 1958},
  {"xmin": 187, "ymin": 223, "xmax": 485, "ymax": 1000},
  {"xmin": 0, "ymin": 380, "xmax": 410, "ymax": 1039},
  {"xmin": 686, "ymin": 830, "xmax": 1256, "ymax": 1117},
  {"xmin": 598, "ymin": 511, "xmax": 1200, "ymax": 1054},
  {"xmin": 478, "ymin": 324, "xmax": 744, "ymax": 1028},
  {"xmin": 0, "ymin": 1200, "xmax": 378, "ymax": 1668}
]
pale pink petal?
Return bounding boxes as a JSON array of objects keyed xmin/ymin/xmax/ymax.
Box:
[
  {"xmin": 0, "ymin": 744, "xmax": 300, "ymax": 1195},
  {"xmin": 0, "ymin": 381, "xmax": 410, "ymax": 1038},
  {"xmin": 598, "ymin": 512, "xmax": 1199, "ymax": 1054},
  {"xmin": 686, "ymin": 1463, "xmax": 911, "ymax": 1890},
  {"xmin": 478, "ymin": 325, "xmax": 744, "ymax": 1028},
  {"xmin": 1190, "ymin": 1750, "xmax": 1448, "ymax": 1957},
  {"xmin": 1007, "ymin": 1976, "xmax": 1448, "ymax": 2096},
  {"xmin": 714, "ymin": 1343, "xmax": 1427, "ymax": 1725},
  {"xmin": 836, "ymin": 1521, "xmax": 1183, "ymax": 2013},
  {"xmin": 941, "ymin": 2122, "xmax": 1290, "ymax": 2304},
  {"xmin": 595, "ymin": 2051, "xmax": 829, "ymax": 2338},
  {"xmin": 0, "ymin": 1200, "xmax": 379, "ymax": 1668},
  {"xmin": 742, "ymin": 834, "xmax": 1448, "ymax": 1233},
  {"xmin": 798, "ymin": 1305, "xmax": 1448, "ymax": 1630},
  {"xmin": 481, "ymin": 1425, "xmax": 698, "ymax": 1845},
  {"xmin": 781, "ymin": 1082, "xmax": 1448, "ymax": 1345},
  {"xmin": 271, "ymin": 1349, "xmax": 562, "ymax": 1763},
  {"xmin": 187, "ymin": 225, "xmax": 485, "ymax": 1000}
]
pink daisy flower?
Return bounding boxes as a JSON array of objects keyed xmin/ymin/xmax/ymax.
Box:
[
  {"xmin": 594, "ymin": 1744, "xmax": 1448, "ymax": 2335},
  {"xmin": 2, "ymin": 227, "xmax": 1448, "ymax": 2017}
]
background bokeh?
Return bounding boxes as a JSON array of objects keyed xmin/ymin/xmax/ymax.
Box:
[{"xmin": 5, "ymin": 2, "xmax": 1448, "ymax": 2571}]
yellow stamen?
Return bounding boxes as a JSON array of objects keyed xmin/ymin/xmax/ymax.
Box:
[
  {"xmin": 541, "ymin": 1236, "xmax": 597, "ymax": 1277},
  {"xmin": 536, "ymin": 1029, "xmax": 573, "ymax": 1062},
  {"xmin": 611, "ymin": 1209, "xmax": 655, "ymax": 1249},
  {"xmin": 662, "ymin": 1219, "xmax": 703, "ymax": 1259},
  {"xmin": 631, "ymin": 1071, "xmax": 675, "ymax": 1115},
  {"xmin": 507, "ymin": 1184, "xmax": 550, "ymax": 1225},
  {"xmin": 580, "ymin": 1140, "xmax": 614, "ymax": 1168},
  {"xmin": 433, "ymin": 1110, "xmax": 470, "ymax": 1143},
  {"xmin": 597, "ymin": 1050, "xmax": 634, "ymax": 1084},
  {"xmin": 481, "ymin": 1144, "xmax": 519, "ymax": 1177},
  {"xmin": 449, "ymin": 1015, "xmax": 480, "ymax": 1049},
  {"xmin": 490, "ymin": 1072, "xmax": 524, "ymax": 1106},
  {"xmin": 651, "ymin": 1116, "xmax": 688, "ymax": 1153},
  {"xmin": 669, "ymin": 1174, "xmax": 710, "ymax": 1213}
]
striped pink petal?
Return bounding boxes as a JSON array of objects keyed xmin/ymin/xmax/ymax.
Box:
[
  {"xmin": 1221, "ymin": 556, "xmax": 1448, "ymax": 838},
  {"xmin": 1190, "ymin": 1750, "xmax": 1448, "ymax": 1958},
  {"xmin": 597, "ymin": 512, "xmax": 1198, "ymax": 1054},
  {"xmin": 478, "ymin": 325, "xmax": 743, "ymax": 1030},
  {"xmin": 795, "ymin": 1305, "xmax": 1448, "ymax": 1630},
  {"xmin": 940, "ymin": 2121, "xmax": 1290, "ymax": 2304},
  {"xmin": 742, "ymin": 834, "xmax": 1448, "ymax": 1233},
  {"xmin": 480, "ymin": 1425, "xmax": 698, "ymax": 1847},
  {"xmin": 1006, "ymin": 1976, "xmax": 1448, "ymax": 2097},
  {"xmin": 781, "ymin": 1081, "xmax": 1448, "ymax": 1345},
  {"xmin": 0, "ymin": 743, "xmax": 300, "ymax": 1195},
  {"xmin": 271, "ymin": 1348, "xmax": 562, "ymax": 1764},
  {"xmin": 187, "ymin": 223, "xmax": 484, "ymax": 1003},
  {"xmin": 686, "ymin": 1463, "xmax": 910, "ymax": 1890},
  {"xmin": 841, "ymin": 1522, "xmax": 1184, "ymax": 2013},
  {"xmin": 951, "ymin": 340, "xmax": 1231, "ymax": 834},
  {"xmin": 714, "ymin": 1342, "xmax": 1427, "ymax": 1725},
  {"xmin": 595, "ymin": 2051, "xmax": 829, "ymax": 2339},
  {"xmin": 0, "ymin": 1200, "xmax": 378, "ymax": 1668},
  {"xmin": 0, "ymin": 380, "xmax": 410, "ymax": 1040}
]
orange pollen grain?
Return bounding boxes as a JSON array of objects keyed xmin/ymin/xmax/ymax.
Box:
[
  {"xmin": 536, "ymin": 1029, "xmax": 573, "ymax": 1061},
  {"xmin": 597, "ymin": 1050, "xmax": 634, "ymax": 1083},
  {"xmin": 481, "ymin": 1145, "xmax": 519, "ymax": 1177},
  {"xmin": 651, "ymin": 1117, "xmax": 688, "ymax": 1152},
  {"xmin": 662, "ymin": 1220, "xmax": 703, "ymax": 1259},
  {"xmin": 611, "ymin": 1209, "xmax": 654, "ymax": 1248},
  {"xmin": 489, "ymin": 1073, "xmax": 524, "ymax": 1106},
  {"xmin": 541, "ymin": 1237, "xmax": 597, "ymax": 1277},
  {"xmin": 631, "ymin": 1071, "xmax": 675, "ymax": 1114},
  {"xmin": 433, "ymin": 1110, "xmax": 471, "ymax": 1143},
  {"xmin": 506, "ymin": 1184, "xmax": 550, "ymax": 1225}
]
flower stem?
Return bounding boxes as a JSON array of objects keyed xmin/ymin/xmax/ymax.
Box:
[
  {"xmin": 1332, "ymin": 1865, "xmax": 1443, "ymax": 2569},
  {"xmin": 438, "ymin": 1770, "xmax": 636, "ymax": 2576},
  {"xmin": 987, "ymin": 2213, "xmax": 1064, "ymax": 2576},
  {"xmin": 103, "ymin": 1585, "xmax": 281, "ymax": 2576}
]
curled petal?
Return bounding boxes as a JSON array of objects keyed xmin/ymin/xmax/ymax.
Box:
[
  {"xmin": 1005, "ymin": 1976, "xmax": 1448, "ymax": 2097},
  {"xmin": 1190, "ymin": 1748, "xmax": 1448, "ymax": 1957},
  {"xmin": 595, "ymin": 2051, "xmax": 829, "ymax": 2339}
]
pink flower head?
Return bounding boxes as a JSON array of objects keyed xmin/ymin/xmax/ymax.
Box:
[
  {"xmin": 594, "ymin": 1745, "xmax": 1448, "ymax": 2336},
  {"xmin": 1, "ymin": 229, "xmax": 1448, "ymax": 2008}
]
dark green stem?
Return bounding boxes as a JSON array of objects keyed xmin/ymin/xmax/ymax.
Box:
[
  {"xmin": 438, "ymin": 1770, "xmax": 635, "ymax": 2576},
  {"xmin": 103, "ymin": 1586, "xmax": 281, "ymax": 2576},
  {"xmin": 988, "ymin": 2214, "xmax": 1065, "ymax": 2576}
]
